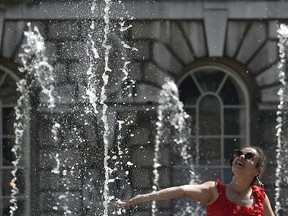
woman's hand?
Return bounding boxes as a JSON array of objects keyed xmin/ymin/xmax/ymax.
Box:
[
  {"xmin": 116, "ymin": 199, "xmax": 131, "ymax": 206},
  {"xmin": 116, "ymin": 195, "xmax": 143, "ymax": 206}
]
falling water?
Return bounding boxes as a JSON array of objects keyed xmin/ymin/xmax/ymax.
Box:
[
  {"xmin": 85, "ymin": 0, "xmax": 100, "ymax": 116},
  {"xmin": 112, "ymin": 120, "xmax": 131, "ymax": 215},
  {"xmin": 83, "ymin": 0, "xmax": 113, "ymax": 214},
  {"xmin": 275, "ymin": 23, "xmax": 288, "ymax": 216},
  {"xmin": 18, "ymin": 24, "xmax": 74, "ymax": 214},
  {"xmin": 152, "ymin": 115, "xmax": 161, "ymax": 216},
  {"xmin": 19, "ymin": 23, "xmax": 56, "ymax": 109},
  {"xmin": 51, "ymin": 123, "xmax": 61, "ymax": 174},
  {"xmin": 12, "ymin": 22, "xmax": 56, "ymax": 215},
  {"xmin": 152, "ymin": 78, "xmax": 201, "ymax": 215},
  {"xmin": 84, "ymin": 0, "xmax": 136, "ymax": 214},
  {"xmin": 82, "ymin": 2, "xmax": 102, "ymax": 213},
  {"xmin": 100, "ymin": 0, "xmax": 113, "ymax": 215},
  {"xmin": 13, "ymin": 1, "xmax": 142, "ymax": 215},
  {"xmin": 10, "ymin": 80, "xmax": 28, "ymax": 216}
]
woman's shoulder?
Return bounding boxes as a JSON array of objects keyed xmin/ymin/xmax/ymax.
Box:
[
  {"xmin": 251, "ymin": 185, "xmax": 266, "ymax": 202},
  {"xmin": 201, "ymin": 180, "xmax": 220, "ymax": 205},
  {"xmin": 201, "ymin": 179, "xmax": 223, "ymax": 187},
  {"xmin": 202, "ymin": 180, "xmax": 219, "ymax": 187}
]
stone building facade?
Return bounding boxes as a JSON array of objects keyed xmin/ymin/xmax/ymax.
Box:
[{"xmin": 0, "ymin": 0, "xmax": 288, "ymax": 215}]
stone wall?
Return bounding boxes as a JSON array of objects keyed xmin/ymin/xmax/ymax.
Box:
[{"xmin": 1, "ymin": 1, "xmax": 288, "ymax": 215}]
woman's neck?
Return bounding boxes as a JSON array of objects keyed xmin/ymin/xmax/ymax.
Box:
[{"xmin": 229, "ymin": 175, "xmax": 253, "ymax": 195}]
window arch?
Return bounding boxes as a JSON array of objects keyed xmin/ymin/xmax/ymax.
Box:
[
  {"xmin": 0, "ymin": 62, "xmax": 30, "ymax": 216},
  {"xmin": 178, "ymin": 61, "xmax": 250, "ymax": 182}
]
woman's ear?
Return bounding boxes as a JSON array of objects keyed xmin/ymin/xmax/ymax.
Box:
[
  {"xmin": 255, "ymin": 167, "xmax": 263, "ymax": 176},
  {"xmin": 230, "ymin": 158, "xmax": 234, "ymax": 166}
]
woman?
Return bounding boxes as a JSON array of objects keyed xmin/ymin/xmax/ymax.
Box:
[{"xmin": 116, "ymin": 146, "xmax": 275, "ymax": 216}]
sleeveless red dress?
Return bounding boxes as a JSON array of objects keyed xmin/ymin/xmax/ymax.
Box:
[{"xmin": 207, "ymin": 179, "xmax": 265, "ymax": 216}]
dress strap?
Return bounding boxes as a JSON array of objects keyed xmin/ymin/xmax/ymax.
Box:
[{"xmin": 215, "ymin": 179, "xmax": 225, "ymax": 195}]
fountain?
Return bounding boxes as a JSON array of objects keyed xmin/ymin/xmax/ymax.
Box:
[
  {"xmin": 13, "ymin": 17, "xmax": 202, "ymax": 216},
  {"xmin": 152, "ymin": 78, "xmax": 202, "ymax": 216},
  {"xmin": 7, "ymin": 1, "xmax": 288, "ymax": 216},
  {"xmin": 10, "ymin": 1, "xmax": 137, "ymax": 215},
  {"xmin": 275, "ymin": 23, "xmax": 288, "ymax": 216},
  {"xmin": 11, "ymin": 22, "xmax": 56, "ymax": 216}
]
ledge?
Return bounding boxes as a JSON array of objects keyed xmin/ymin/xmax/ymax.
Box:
[{"xmin": 3, "ymin": 1, "xmax": 288, "ymax": 20}]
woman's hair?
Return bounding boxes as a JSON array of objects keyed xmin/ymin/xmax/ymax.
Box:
[
  {"xmin": 251, "ymin": 146, "xmax": 266, "ymax": 169},
  {"xmin": 249, "ymin": 146, "xmax": 266, "ymax": 186}
]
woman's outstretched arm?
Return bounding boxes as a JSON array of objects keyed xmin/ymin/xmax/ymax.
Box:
[
  {"xmin": 262, "ymin": 194, "xmax": 275, "ymax": 216},
  {"xmin": 116, "ymin": 181, "xmax": 218, "ymax": 206}
]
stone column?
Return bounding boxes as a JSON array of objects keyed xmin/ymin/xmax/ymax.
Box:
[{"xmin": 0, "ymin": 9, "xmax": 4, "ymax": 54}]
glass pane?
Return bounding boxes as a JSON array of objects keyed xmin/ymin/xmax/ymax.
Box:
[
  {"xmin": 2, "ymin": 169, "xmax": 26, "ymax": 196},
  {"xmin": 224, "ymin": 138, "xmax": 243, "ymax": 165},
  {"xmin": 195, "ymin": 167, "xmax": 220, "ymax": 182},
  {"xmin": 223, "ymin": 168, "xmax": 233, "ymax": 184},
  {"xmin": 179, "ymin": 75, "xmax": 200, "ymax": 105},
  {"xmin": 199, "ymin": 138, "xmax": 221, "ymax": 165},
  {"xmin": 172, "ymin": 161, "xmax": 194, "ymax": 185},
  {"xmin": 224, "ymin": 108, "xmax": 241, "ymax": 135},
  {"xmin": 219, "ymin": 77, "xmax": 243, "ymax": 105},
  {"xmin": 194, "ymin": 69, "xmax": 225, "ymax": 93},
  {"xmin": 185, "ymin": 108, "xmax": 196, "ymax": 136},
  {"xmin": 2, "ymin": 138, "xmax": 16, "ymax": 166},
  {"xmin": 2, "ymin": 107, "xmax": 15, "ymax": 136},
  {"xmin": 0, "ymin": 74, "xmax": 19, "ymax": 104},
  {"xmin": 2, "ymin": 169, "xmax": 12, "ymax": 196},
  {"xmin": 199, "ymin": 96, "xmax": 221, "ymax": 135}
]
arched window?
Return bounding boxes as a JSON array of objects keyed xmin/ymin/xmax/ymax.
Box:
[
  {"xmin": 0, "ymin": 63, "xmax": 30, "ymax": 215},
  {"xmin": 178, "ymin": 62, "xmax": 250, "ymax": 183}
]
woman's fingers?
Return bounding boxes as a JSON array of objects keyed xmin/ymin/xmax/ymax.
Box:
[{"xmin": 116, "ymin": 199, "xmax": 130, "ymax": 206}]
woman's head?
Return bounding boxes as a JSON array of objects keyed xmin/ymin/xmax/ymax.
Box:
[{"xmin": 230, "ymin": 146, "xmax": 266, "ymax": 186}]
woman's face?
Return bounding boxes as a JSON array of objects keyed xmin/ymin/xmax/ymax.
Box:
[{"xmin": 231, "ymin": 147, "xmax": 261, "ymax": 177}]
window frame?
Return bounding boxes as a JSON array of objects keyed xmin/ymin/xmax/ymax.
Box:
[{"xmin": 177, "ymin": 63, "xmax": 250, "ymax": 181}]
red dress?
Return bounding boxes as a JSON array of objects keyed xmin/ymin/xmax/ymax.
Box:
[{"xmin": 207, "ymin": 179, "xmax": 265, "ymax": 216}]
